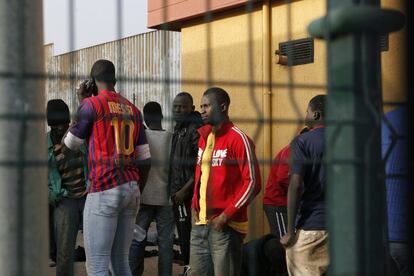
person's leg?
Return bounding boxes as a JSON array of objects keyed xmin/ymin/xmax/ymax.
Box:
[
  {"xmin": 54, "ymin": 198, "xmax": 80, "ymax": 276},
  {"xmin": 129, "ymin": 205, "xmax": 155, "ymax": 276},
  {"xmin": 188, "ymin": 225, "xmax": 213, "ymax": 276},
  {"xmin": 209, "ymin": 225, "xmax": 243, "ymax": 276},
  {"xmin": 110, "ymin": 182, "xmax": 140, "ymax": 276},
  {"xmin": 263, "ymin": 205, "xmax": 287, "ymax": 239},
  {"xmin": 285, "ymin": 230, "xmax": 329, "ymax": 276},
  {"xmin": 389, "ymin": 242, "xmax": 409, "ymax": 276},
  {"xmin": 83, "ymin": 190, "xmax": 119, "ymax": 276},
  {"xmin": 173, "ymin": 200, "xmax": 192, "ymax": 266},
  {"xmin": 49, "ymin": 204, "xmax": 57, "ymax": 263},
  {"xmin": 155, "ymin": 205, "xmax": 174, "ymax": 276},
  {"xmin": 181, "ymin": 201, "xmax": 192, "ymax": 266}
]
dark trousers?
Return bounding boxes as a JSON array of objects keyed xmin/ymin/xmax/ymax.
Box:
[
  {"xmin": 173, "ymin": 200, "xmax": 192, "ymax": 265},
  {"xmin": 263, "ymin": 205, "xmax": 287, "ymax": 239},
  {"xmin": 49, "ymin": 204, "xmax": 57, "ymax": 261},
  {"xmin": 129, "ymin": 204, "xmax": 174, "ymax": 276},
  {"xmin": 54, "ymin": 196, "xmax": 86, "ymax": 276},
  {"xmin": 390, "ymin": 242, "xmax": 409, "ymax": 276}
]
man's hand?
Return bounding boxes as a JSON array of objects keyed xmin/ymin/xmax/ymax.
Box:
[
  {"xmin": 191, "ymin": 208, "xmax": 199, "ymax": 225},
  {"xmin": 280, "ymin": 232, "xmax": 297, "ymax": 249},
  {"xmin": 173, "ymin": 187, "xmax": 189, "ymax": 205},
  {"xmin": 211, "ymin": 213, "xmax": 228, "ymax": 232},
  {"xmin": 77, "ymin": 81, "xmax": 92, "ymax": 103}
]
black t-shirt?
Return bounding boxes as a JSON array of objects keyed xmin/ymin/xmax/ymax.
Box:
[{"xmin": 290, "ymin": 127, "xmax": 326, "ymax": 230}]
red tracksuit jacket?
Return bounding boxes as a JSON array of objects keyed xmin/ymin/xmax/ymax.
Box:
[{"xmin": 192, "ymin": 121, "xmax": 262, "ymax": 225}]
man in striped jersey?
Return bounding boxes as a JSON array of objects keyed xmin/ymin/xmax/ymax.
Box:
[
  {"xmin": 190, "ymin": 87, "xmax": 261, "ymax": 276},
  {"xmin": 63, "ymin": 60, "xmax": 151, "ymax": 276},
  {"xmin": 47, "ymin": 99, "xmax": 89, "ymax": 276}
]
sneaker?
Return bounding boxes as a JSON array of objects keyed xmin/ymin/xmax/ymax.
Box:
[{"xmin": 179, "ymin": 265, "xmax": 191, "ymax": 276}]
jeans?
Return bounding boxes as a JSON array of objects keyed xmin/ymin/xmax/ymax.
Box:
[
  {"xmin": 389, "ymin": 242, "xmax": 409, "ymax": 276},
  {"xmin": 54, "ymin": 196, "xmax": 86, "ymax": 276},
  {"xmin": 84, "ymin": 182, "xmax": 140, "ymax": 276},
  {"xmin": 129, "ymin": 204, "xmax": 174, "ymax": 276},
  {"xmin": 189, "ymin": 224, "xmax": 243, "ymax": 276}
]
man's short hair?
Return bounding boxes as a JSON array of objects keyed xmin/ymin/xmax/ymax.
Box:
[
  {"xmin": 144, "ymin": 101, "xmax": 162, "ymax": 117},
  {"xmin": 309, "ymin": 95, "xmax": 326, "ymax": 118},
  {"xmin": 175, "ymin": 92, "xmax": 193, "ymax": 105},
  {"xmin": 143, "ymin": 101, "xmax": 163, "ymax": 124},
  {"xmin": 90, "ymin": 59, "xmax": 116, "ymax": 84},
  {"xmin": 46, "ymin": 99, "xmax": 70, "ymax": 126},
  {"xmin": 203, "ymin": 87, "xmax": 230, "ymax": 106}
]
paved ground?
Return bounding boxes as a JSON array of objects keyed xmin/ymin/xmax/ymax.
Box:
[
  {"xmin": 46, "ymin": 255, "xmax": 183, "ymax": 276},
  {"xmin": 46, "ymin": 230, "xmax": 184, "ymax": 276}
]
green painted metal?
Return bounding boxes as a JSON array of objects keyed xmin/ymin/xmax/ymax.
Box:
[
  {"xmin": 308, "ymin": 1, "xmax": 405, "ymax": 275},
  {"xmin": 308, "ymin": 6, "xmax": 405, "ymax": 39}
]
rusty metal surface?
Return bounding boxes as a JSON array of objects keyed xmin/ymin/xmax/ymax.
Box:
[{"xmin": 44, "ymin": 30, "xmax": 181, "ymax": 130}]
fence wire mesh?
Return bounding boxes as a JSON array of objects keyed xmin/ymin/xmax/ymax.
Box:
[{"xmin": 0, "ymin": 0, "xmax": 411, "ymax": 275}]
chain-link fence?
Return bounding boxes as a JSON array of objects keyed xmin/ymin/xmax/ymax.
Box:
[{"xmin": 0, "ymin": 0, "xmax": 411, "ymax": 275}]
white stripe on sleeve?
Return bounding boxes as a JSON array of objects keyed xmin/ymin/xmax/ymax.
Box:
[
  {"xmin": 136, "ymin": 144, "xmax": 151, "ymax": 160},
  {"xmin": 64, "ymin": 131, "xmax": 84, "ymax": 151},
  {"xmin": 232, "ymin": 127, "xmax": 256, "ymax": 208}
]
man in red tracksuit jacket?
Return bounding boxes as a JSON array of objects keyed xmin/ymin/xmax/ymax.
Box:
[{"xmin": 190, "ymin": 87, "xmax": 261, "ymax": 276}]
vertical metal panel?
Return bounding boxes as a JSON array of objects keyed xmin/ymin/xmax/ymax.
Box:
[{"xmin": 44, "ymin": 30, "xmax": 181, "ymax": 130}]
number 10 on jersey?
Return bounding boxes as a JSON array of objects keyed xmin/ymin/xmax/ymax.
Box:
[{"xmin": 110, "ymin": 118, "xmax": 135, "ymax": 155}]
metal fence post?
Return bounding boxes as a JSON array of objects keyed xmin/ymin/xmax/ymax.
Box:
[
  {"xmin": 308, "ymin": 0, "xmax": 405, "ymax": 275},
  {"xmin": 0, "ymin": 0, "xmax": 47, "ymax": 275}
]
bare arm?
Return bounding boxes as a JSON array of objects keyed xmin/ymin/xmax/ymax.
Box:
[
  {"xmin": 287, "ymin": 174, "xmax": 303, "ymax": 234},
  {"xmin": 280, "ymin": 173, "xmax": 303, "ymax": 248},
  {"xmin": 173, "ymin": 177, "xmax": 194, "ymax": 204},
  {"xmin": 137, "ymin": 158, "xmax": 151, "ymax": 193}
]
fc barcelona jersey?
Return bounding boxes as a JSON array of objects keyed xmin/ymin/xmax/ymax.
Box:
[{"xmin": 68, "ymin": 90, "xmax": 150, "ymax": 192}]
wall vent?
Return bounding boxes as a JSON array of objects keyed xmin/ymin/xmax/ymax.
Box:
[
  {"xmin": 278, "ymin": 38, "xmax": 314, "ymax": 66},
  {"xmin": 380, "ymin": 34, "xmax": 389, "ymax": 52}
]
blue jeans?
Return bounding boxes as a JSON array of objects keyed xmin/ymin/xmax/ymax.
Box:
[
  {"xmin": 189, "ymin": 224, "xmax": 243, "ymax": 276},
  {"xmin": 129, "ymin": 205, "xmax": 174, "ymax": 276},
  {"xmin": 83, "ymin": 182, "xmax": 140, "ymax": 276}
]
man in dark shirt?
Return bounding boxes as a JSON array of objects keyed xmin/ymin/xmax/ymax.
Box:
[
  {"xmin": 169, "ymin": 92, "xmax": 203, "ymax": 275},
  {"xmin": 280, "ymin": 95, "xmax": 328, "ymax": 275}
]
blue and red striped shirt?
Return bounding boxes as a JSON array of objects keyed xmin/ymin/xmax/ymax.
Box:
[{"xmin": 66, "ymin": 90, "xmax": 150, "ymax": 193}]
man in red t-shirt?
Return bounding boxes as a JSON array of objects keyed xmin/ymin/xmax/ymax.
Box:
[
  {"xmin": 263, "ymin": 128, "xmax": 308, "ymax": 239},
  {"xmin": 263, "ymin": 145, "xmax": 290, "ymax": 239},
  {"xmin": 63, "ymin": 60, "xmax": 151, "ymax": 275}
]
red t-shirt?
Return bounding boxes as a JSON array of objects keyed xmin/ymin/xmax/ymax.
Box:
[{"xmin": 263, "ymin": 145, "xmax": 290, "ymax": 206}]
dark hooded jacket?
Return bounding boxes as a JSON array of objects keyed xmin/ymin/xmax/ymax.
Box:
[{"xmin": 169, "ymin": 111, "xmax": 203, "ymax": 197}]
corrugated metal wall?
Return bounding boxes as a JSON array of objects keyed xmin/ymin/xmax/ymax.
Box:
[{"xmin": 44, "ymin": 30, "xmax": 181, "ymax": 130}]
